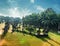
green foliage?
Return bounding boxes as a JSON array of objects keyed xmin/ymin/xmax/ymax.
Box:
[
  {"xmin": 26, "ymin": 26, "xmax": 34, "ymax": 34},
  {"xmin": 23, "ymin": 8, "xmax": 59, "ymax": 32},
  {"xmin": 22, "ymin": 8, "xmax": 60, "ymax": 35},
  {"xmin": 0, "ymin": 8, "xmax": 60, "ymax": 35}
]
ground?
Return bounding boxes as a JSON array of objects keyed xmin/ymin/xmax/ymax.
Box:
[
  {"xmin": 0, "ymin": 23, "xmax": 60, "ymax": 46},
  {"xmin": 0, "ymin": 32, "xmax": 60, "ymax": 46}
]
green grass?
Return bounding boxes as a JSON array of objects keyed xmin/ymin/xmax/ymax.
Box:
[
  {"xmin": 3, "ymin": 32, "xmax": 43, "ymax": 46},
  {"xmin": 1, "ymin": 30, "xmax": 60, "ymax": 46},
  {"xmin": 48, "ymin": 31, "xmax": 60, "ymax": 43}
]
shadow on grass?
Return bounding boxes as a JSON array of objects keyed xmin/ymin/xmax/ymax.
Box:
[
  {"xmin": 19, "ymin": 30, "xmax": 60, "ymax": 45},
  {"xmin": 36, "ymin": 35, "xmax": 54, "ymax": 46},
  {"xmin": 16, "ymin": 30, "xmax": 52, "ymax": 46},
  {"xmin": 35, "ymin": 33, "xmax": 60, "ymax": 46},
  {"xmin": 1, "ymin": 29, "xmax": 60, "ymax": 46},
  {"xmin": 18, "ymin": 31, "xmax": 54, "ymax": 46},
  {"xmin": 18, "ymin": 30, "xmax": 35, "ymax": 36}
]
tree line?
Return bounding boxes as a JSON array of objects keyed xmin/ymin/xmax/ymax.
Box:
[
  {"xmin": 0, "ymin": 8, "xmax": 60, "ymax": 38},
  {"xmin": 22, "ymin": 8, "xmax": 60, "ymax": 36},
  {"xmin": 0, "ymin": 16, "xmax": 21, "ymax": 39}
]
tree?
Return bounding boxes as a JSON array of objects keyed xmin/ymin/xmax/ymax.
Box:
[
  {"xmin": 0, "ymin": 16, "xmax": 5, "ymax": 23},
  {"xmin": 22, "ymin": 13, "xmax": 40, "ymax": 34},
  {"xmin": 40, "ymin": 8, "xmax": 58, "ymax": 33},
  {"xmin": 1, "ymin": 21, "xmax": 10, "ymax": 39},
  {"xmin": 11, "ymin": 18, "xmax": 21, "ymax": 33},
  {"xmin": 57, "ymin": 14, "xmax": 60, "ymax": 33}
]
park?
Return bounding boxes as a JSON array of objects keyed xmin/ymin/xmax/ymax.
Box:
[{"xmin": 0, "ymin": 8, "xmax": 60, "ymax": 46}]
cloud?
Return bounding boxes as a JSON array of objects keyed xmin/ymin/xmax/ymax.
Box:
[
  {"xmin": 0, "ymin": 13, "xmax": 6, "ymax": 16},
  {"xmin": 8, "ymin": 7, "xmax": 32, "ymax": 18},
  {"xmin": 30, "ymin": 0, "xmax": 35, "ymax": 3},
  {"xmin": 8, "ymin": 7, "xmax": 20, "ymax": 17},
  {"xmin": 36, "ymin": 6, "xmax": 45, "ymax": 12},
  {"xmin": 20, "ymin": 8, "xmax": 32, "ymax": 17},
  {"xmin": 7, "ymin": 0, "xmax": 32, "ymax": 18},
  {"xmin": 0, "ymin": 13, "xmax": 9, "ymax": 17},
  {"xmin": 0, "ymin": 7, "xmax": 32, "ymax": 18}
]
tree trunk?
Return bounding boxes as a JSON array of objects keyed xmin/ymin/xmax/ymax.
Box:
[
  {"xmin": 37, "ymin": 27, "xmax": 40, "ymax": 36},
  {"xmin": 45, "ymin": 26, "xmax": 49, "ymax": 36},
  {"xmin": 58, "ymin": 23, "xmax": 60, "ymax": 33},
  {"xmin": 29, "ymin": 31, "xmax": 31, "ymax": 34}
]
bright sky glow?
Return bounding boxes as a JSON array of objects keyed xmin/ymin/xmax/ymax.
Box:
[{"xmin": 0, "ymin": 0, "xmax": 60, "ymax": 18}]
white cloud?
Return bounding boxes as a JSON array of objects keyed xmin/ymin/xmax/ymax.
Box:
[
  {"xmin": 0, "ymin": 13, "xmax": 5, "ymax": 16},
  {"xmin": 8, "ymin": 7, "xmax": 20, "ymax": 17},
  {"xmin": 20, "ymin": 8, "xmax": 32, "ymax": 17},
  {"xmin": 0, "ymin": 13, "xmax": 8, "ymax": 17},
  {"xmin": 0, "ymin": 0, "xmax": 32, "ymax": 18},
  {"xmin": 0, "ymin": 13, "xmax": 4, "ymax": 15},
  {"xmin": 30, "ymin": 0, "xmax": 35, "ymax": 3},
  {"xmin": 0, "ymin": 7, "xmax": 32, "ymax": 19},
  {"xmin": 36, "ymin": 6, "xmax": 45, "ymax": 12},
  {"xmin": 8, "ymin": 7, "xmax": 32, "ymax": 18}
]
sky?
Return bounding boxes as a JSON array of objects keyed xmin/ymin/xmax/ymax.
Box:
[{"xmin": 0, "ymin": 0, "xmax": 60, "ymax": 18}]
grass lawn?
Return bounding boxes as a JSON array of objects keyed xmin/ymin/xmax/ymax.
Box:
[
  {"xmin": 48, "ymin": 32, "xmax": 60, "ymax": 44},
  {"xmin": 0, "ymin": 31, "xmax": 60, "ymax": 46},
  {"xmin": 2, "ymin": 32, "xmax": 44, "ymax": 46},
  {"xmin": 43, "ymin": 31, "xmax": 60, "ymax": 46}
]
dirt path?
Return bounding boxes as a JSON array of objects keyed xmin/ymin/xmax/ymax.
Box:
[{"xmin": 0, "ymin": 39, "xmax": 7, "ymax": 46}]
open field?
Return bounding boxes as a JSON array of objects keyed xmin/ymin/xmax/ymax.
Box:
[
  {"xmin": 0, "ymin": 23, "xmax": 60, "ymax": 46},
  {"xmin": 0, "ymin": 31, "xmax": 60, "ymax": 46}
]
